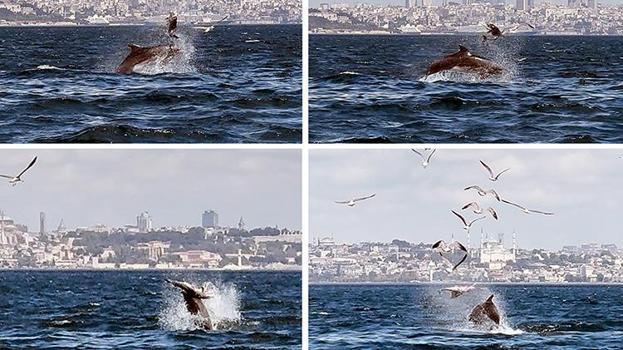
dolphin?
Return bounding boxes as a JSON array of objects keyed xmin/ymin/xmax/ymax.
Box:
[
  {"xmin": 116, "ymin": 44, "xmax": 181, "ymax": 74},
  {"xmin": 166, "ymin": 279, "xmax": 214, "ymax": 330},
  {"xmin": 468, "ymin": 294, "xmax": 501, "ymax": 327},
  {"xmin": 426, "ymin": 45, "xmax": 503, "ymax": 78},
  {"xmin": 167, "ymin": 13, "xmax": 179, "ymax": 39}
]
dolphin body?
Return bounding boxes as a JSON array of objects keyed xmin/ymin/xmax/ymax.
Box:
[
  {"xmin": 468, "ymin": 294, "xmax": 501, "ymax": 327},
  {"xmin": 116, "ymin": 44, "xmax": 181, "ymax": 74},
  {"xmin": 426, "ymin": 45, "xmax": 503, "ymax": 78},
  {"xmin": 166, "ymin": 279, "xmax": 214, "ymax": 330}
]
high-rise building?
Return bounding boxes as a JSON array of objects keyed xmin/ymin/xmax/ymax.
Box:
[
  {"xmin": 202, "ymin": 210, "xmax": 218, "ymax": 228},
  {"xmin": 422, "ymin": 0, "xmax": 432, "ymax": 6},
  {"xmin": 405, "ymin": 0, "xmax": 416, "ymax": 8},
  {"xmin": 39, "ymin": 212, "xmax": 46, "ymax": 235},
  {"xmin": 136, "ymin": 211, "xmax": 152, "ymax": 233}
]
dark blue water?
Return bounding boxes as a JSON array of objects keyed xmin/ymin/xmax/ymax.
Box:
[
  {"xmin": 310, "ymin": 283, "xmax": 623, "ymax": 349},
  {"xmin": 310, "ymin": 35, "xmax": 623, "ymax": 143},
  {"xmin": 0, "ymin": 25, "xmax": 301, "ymax": 143},
  {"xmin": 0, "ymin": 270, "xmax": 301, "ymax": 349}
]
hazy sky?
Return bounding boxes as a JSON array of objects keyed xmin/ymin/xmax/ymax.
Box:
[
  {"xmin": 0, "ymin": 149, "xmax": 301, "ymax": 231},
  {"xmin": 311, "ymin": 149, "xmax": 623, "ymax": 250},
  {"xmin": 310, "ymin": 0, "xmax": 622, "ymax": 7}
]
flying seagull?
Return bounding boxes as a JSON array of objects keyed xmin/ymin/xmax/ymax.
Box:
[
  {"xmin": 464, "ymin": 185, "xmax": 501, "ymax": 201},
  {"xmin": 452, "ymin": 210, "xmax": 486, "ymax": 231},
  {"xmin": 461, "ymin": 202, "xmax": 498, "ymax": 220},
  {"xmin": 441, "ymin": 284, "xmax": 476, "ymax": 298},
  {"xmin": 1, "ymin": 156, "xmax": 37, "ymax": 186},
  {"xmin": 432, "ymin": 240, "xmax": 468, "ymax": 271},
  {"xmin": 480, "ymin": 160, "xmax": 510, "ymax": 182},
  {"xmin": 411, "ymin": 149, "xmax": 436, "ymax": 168},
  {"xmin": 501, "ymin": 199, "xmax": 554, "ymax": 215},
  {"xmin": 335, "ymin": 194, "xmax": 376, "ymax": 207}
]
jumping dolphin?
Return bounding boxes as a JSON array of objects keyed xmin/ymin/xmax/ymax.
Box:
[
  {"xmin": 469, "ymin": 294, "xmax": 501, "ymax": 327},
  {"xmin": 167, "ymin": 12, "xmax": 178, "ymax": 39},
  {"xmin": 166, "ymin": 279, "xmax": 214, "ymax": 330},
  {"xmin": 116, "ymin": 44, "xmax": 181, "ymax": 74},
  {"xmin": 483, "ymin": 23, "xmax": 504, "ymax": 41},
  {"xmin": 426, "ymin": 45, "xmax": 503, "ymax": 78}
]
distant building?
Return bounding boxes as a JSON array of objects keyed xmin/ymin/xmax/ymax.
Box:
[
  {"xmin": 422, "ymin": 0, "xmax": 433, "ymax": 6},
  {"xmin": 39, "ymin": 212, "xmax": 46, "ymax": 235},
  {"xmin": 136, "ymin": 211, "xmax": 152, "ymax": 233},
  {"xmin": 320, "ymin": 3, "xmax": 330, "ymax": 10},
  {"xmin": 516, "ymin": 0, "xmax": 534, "ymax": 10},
  {"xmin": 405, "ymin": 0, "xmax": 416, "ymax": 8},
  {"xmin": 202, "ymin": 210, "xmax": 218, "ymax": 228}
]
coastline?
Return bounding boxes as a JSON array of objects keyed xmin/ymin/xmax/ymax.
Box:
[
  {"xmin": 0, "ymin": 22, "xmax": 302, "ymax": 28},
  {"xmin": 310, "ymin": 281, "xmax": 623, "ymax": 286},
  {"xmin": 0, "ymin": 267, "xmax": 302, "ymax": 272},
  {"xmin": 309, "ymin": 31, "xmax": 623, "ymax": 37}
]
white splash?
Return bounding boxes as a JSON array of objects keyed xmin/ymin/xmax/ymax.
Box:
[
  {"xmin": 426, "ymin": 285, "xmax": 524, "ymax": 335},
  {"xmin": 159, "ymin": 280, "xmax": 242, "ymax": 331},
  {"xmin": 34, "ymin": 65, "xmax": 65, "ymax": 71}
]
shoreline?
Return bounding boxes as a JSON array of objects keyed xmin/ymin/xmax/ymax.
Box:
[
  {"xmin": 0, "ymin": 267, "xmax": 302, "ymax": 272},
  {"xmin": 0, "ymin": 22, "xmax": 301, "ymax": 28},
  {"xmin": 309, "ymin": 31, "xmax": 623, "ymax": 37},
  {"xmin": 310, "ymin": 281, "xmax": 623, "ymax": 286}
]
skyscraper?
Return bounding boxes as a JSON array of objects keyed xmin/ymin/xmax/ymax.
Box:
[
  {"xmin": 202, "ymin": 210, "xmax": 218, "ymax": 228},
  {"xmin": 405, "ymin": 0, "xmax": 416, "ymax": 8},
  {"xmin": 39, "ymin": 212, "xmax": 46, "ymax": 235},
  {"xmin": 136, "ymin": 211, "xmax": 152, "ymax": 233}
]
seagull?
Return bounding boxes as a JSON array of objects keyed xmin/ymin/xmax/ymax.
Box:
[
  {"xmin": 452, "ymin": 210, "xmax": 486, "ymax": 231},
  {"xmin": 1, "ymin": 156, "xmax": 37, "ymax": 186},
  {"xmin": 464, "ymin": 185, "xmax": 501, "ymax": 201},
  {"xmin": 501, "ymin": 199, "xmax": 554, "ymax": 215},
  {"xmin": 432, "ymin": 240, "xmax": 468, "ymax": 271},
  {"xmin": 411, "ymin": 149, "xmax": 436, "ymax": 168},
  {"xmin": 480, "ymin": 160, "xmax": 510, "ymax": 182},
  {"xmin": 335, "ymin": 194, "xmax": 376, "ymax": 207},
  {"xmin": 441, "ymin": 284, "xmax": 477, "ymax": 298},
  {"xmin": 461, "ymin": 202, "xmax": 498, "ymax": 220}
]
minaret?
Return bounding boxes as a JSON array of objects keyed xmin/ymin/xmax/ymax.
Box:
[{"xmin": 512, "ymin": 229, "xmax": 517, "ymax": 261}]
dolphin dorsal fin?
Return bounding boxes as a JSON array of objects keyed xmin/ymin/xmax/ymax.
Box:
[
  {"xmin": 486, "ymin": 294, "xmax": 494, "ymax": 302},
  {"xmin": 458, "ymin": 45, "xmax": 470, "ymax": 55},
  {"xmin": 128, "ymin": 44, "xmax": 142, "ymax": 53}
]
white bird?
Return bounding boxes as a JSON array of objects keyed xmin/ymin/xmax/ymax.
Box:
[
  {"xmin": 461, "ymin": 202, "xmax": 498, "ymax": 220},
  {"xmin": 441, "ymin": 284, "xmax": 477, "ymax": 298},
  {"xmin": 335, "ymin": 194, "xmax": 376, "ymax": 207},
  {"xmin": 464, "ymin": 185, "xmax": 501, "ymax": 201},
  {"xmin": 432, "ymin": 240, "xmax": 468, "ymax": 271},
  {"xmin": 501, "ymin": 199, "xmax": 554, "ymax": 215},
  {"xmin": 452, "ymin": 210, "xmax": 486, "ymax": 231},
  {"xmin": 411, "ymin": 149, "xmax": 436, "ymax": 168},
  {"xmin": 1, "ymin": 156, "xmax": 37, "ymax": 186},
  {"xmin": 480, "ymin": 160, "xmax": 510, "ymax": 181}
]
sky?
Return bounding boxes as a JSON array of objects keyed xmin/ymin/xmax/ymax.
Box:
[
  {"xmin": 310, "ymin": 0, "xmax": 622, "ymax": 7},
  {"xmin": 0, "ymin": 149, "xmax": 301, "ymax": 231},
  {"xmin": 310, "ymin": 148, "xmax": 623, "ymax": 250}
]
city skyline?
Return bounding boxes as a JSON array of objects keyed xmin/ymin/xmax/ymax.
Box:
[
  {"xmin": 310, "ymin": 149, "xmax": 623, "ymax": 250},
  {"xmin": 0, "ymin": 149, "xmax": 301, "ymax": 232},
  {"xmin": 310, "ymin": 0, "xmax": 622, "ymax": 7}
]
